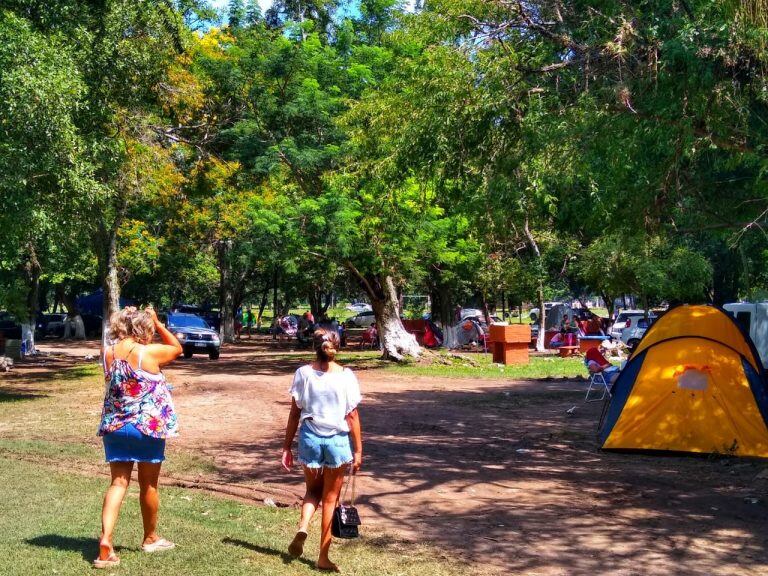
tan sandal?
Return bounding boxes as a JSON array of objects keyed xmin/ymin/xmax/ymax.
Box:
[
  {"xmin": 288, "ymin": 530, "xmax": 308, "ymax": 557},
  {"xmin": 93, "ymin": 553, "xmax": 120, "ymax": 569},
  {"xmin": 141, "ymin": 538, "xmax": 176, "ymax": 553}
]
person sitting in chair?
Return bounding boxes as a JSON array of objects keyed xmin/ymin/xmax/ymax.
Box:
[
  {"xmin": 584, "ymin": 313, "xmax": 605, "ymax": 336},
  {"xmin": 585, "ymin": 344, "xmax": 620, "ymax": 384},
  {"xmin": 549, "ymin": 331, "xmax": 566, "ymax": 348}
]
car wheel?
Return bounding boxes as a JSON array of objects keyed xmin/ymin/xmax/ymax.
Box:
[
  {"xmin": 209, "ymin": 350, "xmax": 220, "ymax": 360},
  {"xmin": 183, "ymin": 350, "xmax": 193, "ymax": 359},
  {"xmin": 627, "ymin": 339, "xmax": 640, "ymax": 351}
]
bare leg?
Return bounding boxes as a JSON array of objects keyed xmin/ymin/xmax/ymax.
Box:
[
  {"xmin": 317, "ymin": 465, "xmax": 348, "ymax": 571},
  {"xmin": 289, "ymin": 467, "xmax": 324, "ymax": 557},
  {"xmin": 99, "ymin": 462, "xmax": 134, "ymax": 561},
  {"xmin": 299, "ymin": 467, "xmax": 324, "ymax": 531},
  {"xmin": 137, "ymin": 462, "xmax": 163, "ymax": 545}
]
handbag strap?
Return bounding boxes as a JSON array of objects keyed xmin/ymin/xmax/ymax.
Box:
[{"xmin": 338, "ymin": 468, "xmax": 356, "ymax": 507}]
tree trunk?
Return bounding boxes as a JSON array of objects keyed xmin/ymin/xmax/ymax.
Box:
[
  {"xmin": 523, "ymin": 217, "xmax": 546, "ymax": 352},
  {"xmin": 601, "ymin": 292, "xmax": 615, "ymax": 320},
  {"xmin": 217, "ymin": 240, "xmax": 236, "ymax": 344},
  {"xmin": 346, "ymin": 263, "xmax": 420, "ymax": 361},
  {"xmin": 431, "ymin": 278, "xmax": 452, "ymax": 329},
  {"xmin": 535, "ymin": 283, "xmax": 546, "ymax": 352},
  {"xmin": 482, "ymin": 294, "xmax": 492, "ymax": 325},
  {"xmin": 272, "ymin": 269, "xmax": 279, "ymax": 340},
  {"xmin": 308, "ymin": 290, "xmax": 322, "ymax": 320},
  {"xmin": 101, "ymin": 227, "xmax": 121, "ymax": 343},
  {"xmin": 20, "ymin": 243, "xmax": 41, "ymax": 355},
  {"xmin": 501, "ymin": 293, "xmax": 507, "ymax": 322},
  {"xmin": 308, "ymin": 290, "xmax": 333, "ymax": 320},
  {"xmin": 58, "ymin": 285, "xmax": 86, "ymax": 340},
  {"xmin": 643, "ymin": 294, "xmax": 650, "ymax": 321},
  {"xmin": 322, "ymin": 292, "xmax": 332, "ymax": 318},
  {"xmin": 255, "ymin": 286, "xmax": 269, "ymax": 328}
]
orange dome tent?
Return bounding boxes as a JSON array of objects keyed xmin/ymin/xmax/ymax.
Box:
[{"xmin": 599, "ymin": 305, "xmax": 768, "ymax": 458}]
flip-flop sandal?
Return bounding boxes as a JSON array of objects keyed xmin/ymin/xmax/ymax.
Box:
[
  {"xmin": 141, "ymin": 538, "xmax": 176, "ymax": 553},
  {"xmin": 93, "ymin": 554, "xmax": 120, "ymax": 569},
  {"xmin": 288, "ymin": 530, "xmax": 308, "ymax": 557}
]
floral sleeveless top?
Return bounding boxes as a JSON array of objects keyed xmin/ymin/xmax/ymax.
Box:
[{"xmin": 98, "ymin": 346, "xmax": 179, "ymax": 439}]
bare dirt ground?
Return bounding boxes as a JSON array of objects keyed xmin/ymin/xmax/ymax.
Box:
[{"xmin": 23, "ymin": 340, "xmax": 768, "ymax": 575}]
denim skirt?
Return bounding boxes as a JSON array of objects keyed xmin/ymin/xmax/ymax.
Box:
[{"xmin": 103, "ymin": 423, "xmax": 166, "ymax": 463}]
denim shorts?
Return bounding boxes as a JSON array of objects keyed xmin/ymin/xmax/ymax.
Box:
[{"xmin": 298, "ymin": 422, "xmax": 353, "ymax": 469}]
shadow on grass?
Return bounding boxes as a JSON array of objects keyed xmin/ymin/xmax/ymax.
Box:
[
  {"xmin": 222, "ymin": 537, "xmax": 315, "ymax": 568},
  {"xmin": 0, "ymin": 391, "xmax": 46, "ymax": 403},
  {"xmin": 25, "ymin": 534, "xmax": 127, "ymax": 561}
]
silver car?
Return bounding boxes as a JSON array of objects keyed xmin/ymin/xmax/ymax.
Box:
[{"xmin": 347, "ymin": 310, "xmax": 376, "ymax": 327}]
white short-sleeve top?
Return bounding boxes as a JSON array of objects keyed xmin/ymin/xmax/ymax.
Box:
[{"xmin": 290, "ymin": 364, "xmax": 362, "ymax": 436}]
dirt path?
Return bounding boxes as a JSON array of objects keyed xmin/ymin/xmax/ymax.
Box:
[{"xmin": 31, "ymin": 341, "xmax": 768, "ymax": 575}]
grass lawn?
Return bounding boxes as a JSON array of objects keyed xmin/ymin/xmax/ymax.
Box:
[
  {"xmin": 0, "ymin": 358, "xmax": 460, "ymax": 575},
  {"xmin": 0, "ymin": 364, "xmax": 215, "ymax": 476},
  {"xmin": 272, "ymin": 350, "xmax": 589, "ymax": 380},
  {"xmin": 380, "ymin": 353, "xmax": 588, "ymax": 380},
  {"xmin": 0, "ymin": 456, "xmax": 456, "ymax": 576},
  {"xmin": 385, "ymin": 354, "xmax": 588, "ymax": 379}
]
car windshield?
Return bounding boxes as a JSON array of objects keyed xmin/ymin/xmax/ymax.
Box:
[{"xmin": 169, "ymin": 315, "xmax": 209, "ymax": 329}]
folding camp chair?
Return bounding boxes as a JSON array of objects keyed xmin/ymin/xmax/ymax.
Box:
[{"xmin": 585, "ymin": 370, "xmax": 611, "ymax": 402}]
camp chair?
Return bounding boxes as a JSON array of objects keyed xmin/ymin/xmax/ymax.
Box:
[
  {"xmin": 585, "ymin": 368, "xmax": 611, "ymax": 403},
  {"xmin": 359, "ymin": 325, "xmax": 378, "ymax": 349}
]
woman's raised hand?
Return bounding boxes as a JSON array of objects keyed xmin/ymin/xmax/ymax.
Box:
[
  {"xmin": 145, "ymin": 306, "xmax": 159, "ymax": 323},
  {"xmin": 281, "ymin": 448, "xmax": 294, "ymax": 471}
]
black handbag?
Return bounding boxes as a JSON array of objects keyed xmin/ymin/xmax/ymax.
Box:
[{"xmin": 332, "ymin": 471, "xmax": 361, "ymax": 539}]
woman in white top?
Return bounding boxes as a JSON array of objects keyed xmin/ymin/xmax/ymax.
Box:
[{"xmin": 281, "ymin": 328, "xmax": 363, "ymax": 572}]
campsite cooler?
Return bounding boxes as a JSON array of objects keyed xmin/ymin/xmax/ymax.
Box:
[{"xmin": 489, "ymin": 325, "xmax": 530, "ymax": 365}]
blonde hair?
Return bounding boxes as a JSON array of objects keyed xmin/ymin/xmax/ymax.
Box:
[
  {"xmin": 108, "ymin": 306, "xmax": 155, "ymax": 344},
  {"xmin": 313, "ymin": 328, "xmax": 340, "ymax": 362}
]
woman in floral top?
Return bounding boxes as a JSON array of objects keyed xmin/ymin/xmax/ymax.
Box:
[{"xmin": 94, "ymin": 306, "xmax": 182, "ymax": 569}]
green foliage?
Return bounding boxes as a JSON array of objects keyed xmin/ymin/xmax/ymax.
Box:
[
  {"xmin": 5, "ymin": 0, "xmax": 768, "ymax": 325},
  {"xmin": 228, "ymin": 0, "xmax": 246, "ymax": 29},
  {"xmin": 0, "ymin": 11, "xmax": 89, "ymax": 239}
]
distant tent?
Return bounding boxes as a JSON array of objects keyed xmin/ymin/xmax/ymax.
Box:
[
  {"xmin": 599, "ymin": 305, "xmax": 768, "ymax": 458},
  {"xmin": 75, "ymin": 290, "xmax": 135, "ymax": 316},
  {"xmin": 545, "ymin": 304, "xmax": 570, "ymax": 331}
]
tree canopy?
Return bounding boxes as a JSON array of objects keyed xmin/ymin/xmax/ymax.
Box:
[{"xmin": 3, "ymin": 0, "xmax": 768, "ymax": 356}]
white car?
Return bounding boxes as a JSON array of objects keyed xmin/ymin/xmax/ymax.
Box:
[
  {"xmin": 620, "ymin": 316, "xmax": 654, "ymax": 350},
  {"xmin": 610, "ymin": 310, "xmax": 655, "ymax": 339},
  {"xmin": 346, "ymin": 302, "xmax": 372, "ymax": 314}
]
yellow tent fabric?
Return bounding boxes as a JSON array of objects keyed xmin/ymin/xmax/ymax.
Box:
[
  {"xmin": 601, "ymin": 305, "xmax": 768, "ymax": 458},
  {"xmin": 631, "ymin": 305, "xmax": 761, "ymax": 371}
]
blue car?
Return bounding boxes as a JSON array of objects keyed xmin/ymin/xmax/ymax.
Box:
[{"xmin": 167, "ymin": 312, "xmax": 221, "ymax": 360}]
